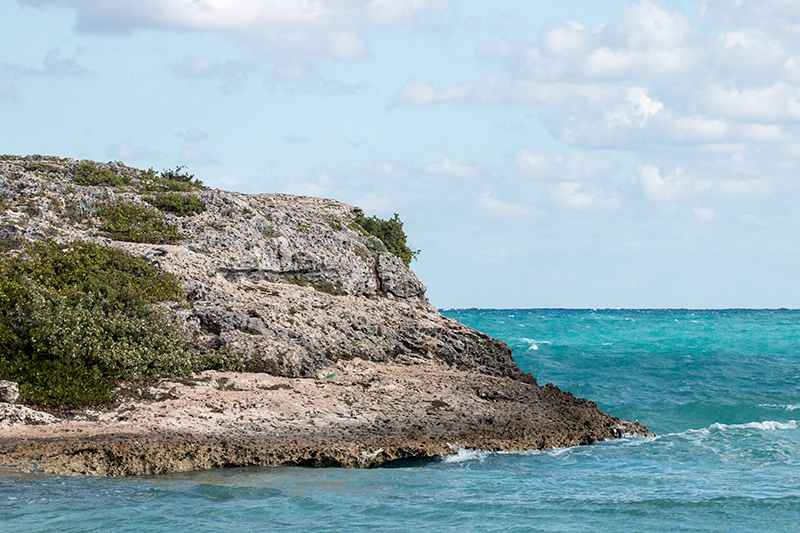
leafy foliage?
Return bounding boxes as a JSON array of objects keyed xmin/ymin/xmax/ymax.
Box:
[
  {"xmin": 99, "ymin": 200, "xmax": 182, "ymax": 244},
  {"xmin": 146, "ymin": 192, "xmax": 204, "ymax": 216},
  {"xmin": 0, "ymin": 241, "xmax": 193, "ymax": 408},
  {"xmin": 73, "ymin": 161, "xmax": 129, "ymax": 187},
  {"xmin": 354, "ymin": 213, "xmax": 419, "ymax": 267},
  {"xmin": 140, "ymin": 166, "xmax": 204, "ymax": 192}
]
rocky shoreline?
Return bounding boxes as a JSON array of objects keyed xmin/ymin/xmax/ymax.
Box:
[
  {"xmin": 0, "ymin": 361, "xmax": 650, "ymax": 476},
  {"xmin": 0, "ymin": 155, "xmax": 653, "ymax": 476}
]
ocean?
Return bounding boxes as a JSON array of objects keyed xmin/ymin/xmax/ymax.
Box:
[{"xmin": 2, "ymin": 309, "xmax": 799, "ymax": 532}]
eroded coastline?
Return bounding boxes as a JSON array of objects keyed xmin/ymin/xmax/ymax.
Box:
[{"xmin": 0, "ymin": 155, "xmax": 652, "ymax": 475}]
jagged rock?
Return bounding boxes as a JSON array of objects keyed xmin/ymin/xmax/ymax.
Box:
[
  {"xmin": 0, "ymin": 381, "xmax": 19, "ymax": 404},
  {"xmin": 376, "ymin": 252, "xmax": 426, "ymax": 298},
  {"xmin": 0, "ymin": 155, "xmax": 523, "ymax": 380},
  {"xmin": 0, "ymin": 403, "xmax": 57, "ymax": 427},
  {"xmin": 0, "ymin": 155, "xmax": 651, "ymax": 475}
]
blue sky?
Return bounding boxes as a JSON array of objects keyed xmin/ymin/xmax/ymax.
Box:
[{"xmin": 2, "ymin": 0, "xmax": 800, "ymax": 308}]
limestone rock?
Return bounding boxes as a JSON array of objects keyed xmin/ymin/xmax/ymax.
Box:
[
  {"xmin": 0, "ymin": 403, "xmax": 57, "ymax": 427},
  {"xmin": 0, "ymin": 381, "xmax": 19, "ymax": 404},
  {"xmin": 0, "ymin": 155, "xmax": 527, "ymax": 381}
]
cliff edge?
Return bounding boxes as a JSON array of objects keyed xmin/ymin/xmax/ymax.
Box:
[{"xmin": 0, "ymin": 155, "xmax": 651, "ymax": 476}]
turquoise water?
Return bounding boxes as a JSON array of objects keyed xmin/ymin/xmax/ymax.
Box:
[{"xmin": 2, "ymin": 309, "xmax": 800, "ymax": 532}]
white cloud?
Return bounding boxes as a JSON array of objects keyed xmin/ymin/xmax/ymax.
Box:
[
  {"xmin": 180, "ymin": 147, "xmax": 219, "ymax": 165},
  {"xmin": 693, "ymin": 207, "xmax": 716, "ymax": 221},
  {"xmin": 476, "ymin": 192, "xmax": 534, "ymax": 216},
  {"xmin": 636, "ymin": 165, "xmax": 711, "ymax": 202},
  {"xmin": 351, "ymin": 192, "xmax": 394, "ymax": 214},
  {"xmin": 177, "ymin": 128, "xmax": 210, "ymax": 142},
  {"xmin": 425, "ymin": 157, "xmax": 477, "ymax": 178},
  {"xmin": 107, "ymin": 139, "xmax": 162, "ymax": 162},
  {"xmin": 22, "ymin": 0, "xmax": 449, "ymax": 60},
  {"xmin": 701, "ymin": 83, "xmax": 800, "ymax": 123},
  {"xmin": 393, "ymin": 0, "xmax": 800, "ymax": 155},
  {"xmin": 515, "ymin": 149, "xmax": 617, "ymax": 183},
  {"xmin": 393, "ymin": 75, "xmax": 620, "ymax": 106},
  {"xmin": 716, "ymin": 178, "xmax": 773, "ymax": 198},
  {"xmin": 550, "ymin": 182, "xmax": 620, "ymax": 211}
]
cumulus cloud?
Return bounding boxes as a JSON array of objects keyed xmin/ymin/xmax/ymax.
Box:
[
  {"xmin": 393, "ymin": 76, "xmax": 619, "ymax": 106},
  {"xmin": 425, "ymin": 157, "xmax": 477, "ymax": 178},
  {"xmin": 550, "ymin": 182, "xmax": 620, "ymax": 211},
  {"xmin": 180, "ymin": 147, "xmax": 220, "ymax": 165},
  {"xmin": 351, "ymin": 192, "xmax": 394, "ymax": 214},
  {"xmin": 107, "ymin": 140, "xmax": 162, "ymax": 162},
  {"xmin": 395, "ymin": 0, "xmax": 800, "ymax": 158},
  {"xmin": 636, "ymin": 165, "xmax": 711, "ymax": 202},
  {"xmin": 21, "ymin": 0, "xmax": 449, "ymax": 60},
  {"xmin": 693, "ymin": 207, "xmax": 716, "ymax": 221},
  {"xmin": 476, "ymin": 192, "xmax": 534, "ymax": 216},
  {"xmin": 515, "ymin": 149, "xmax": 617, "ymax": 183},
  {"xmin": 177, "ymin": 128, "xmax": 210, "ymax": 142}
]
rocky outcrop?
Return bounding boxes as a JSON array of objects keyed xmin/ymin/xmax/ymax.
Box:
[
  {"xmin": 0, "ymin": 381, "xmax": 18, "ymax": 404},
  {"xmin": 0, "ymin": 155, "xmax": 652, "ymax": 475},
  {"xmin": 0, "ymin": 155, "xmax": 517, "ymax": 380},
  {"xmin": 0, "ymin": 362, "xmax": 651, "ymax": 476}
]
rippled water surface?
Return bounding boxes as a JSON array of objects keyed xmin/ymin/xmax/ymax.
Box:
[{"xmin": 2, "ymin": 309, "xmax": 800, "ymax": 532}]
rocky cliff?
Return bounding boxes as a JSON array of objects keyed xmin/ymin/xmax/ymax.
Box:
[{"xmin": 0, "ymin": 155, "xmax": 651, "ymax": 475}]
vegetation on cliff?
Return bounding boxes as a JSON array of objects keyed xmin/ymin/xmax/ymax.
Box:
[
  {"xmin": 354, "ymin": 213, "xmax": 419, "ymax": 267},
  {"xmin": 0, "ymin": 240, "xmax": 196, "ymax": 407}
]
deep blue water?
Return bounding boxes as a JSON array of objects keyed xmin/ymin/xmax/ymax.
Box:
[{"xmin": 2, "ymin": 309, "xmax": 800, "ymax": 532}]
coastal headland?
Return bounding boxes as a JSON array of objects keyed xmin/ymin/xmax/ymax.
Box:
[{"xmin": 0, "ymin": 155, "xmax": 651, "ymax": 476}]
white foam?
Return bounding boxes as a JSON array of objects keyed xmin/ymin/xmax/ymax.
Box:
[
  {"xmin": 759, "ymin": 404, "xmax": 800, "ymax": 411},
  {"xmin": 520, "ymin": 338, "xmax": 551, "ymax": 351},
  {"xmin": 667, "ymin": 420, "xmax": 798, "ymax": 439},
  {"xmin": 442, "ymin": 447, "xmax": 491, "ymax": 464}
]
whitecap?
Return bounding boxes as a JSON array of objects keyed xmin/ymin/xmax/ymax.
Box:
[
  {"xmin": 759, "ymin": 403, "xmax": 800, "ymax": 411},
  {"xmin": 709, "ymin": 420, "xmax": 797, "ymax": 432},
  {"xmin": 520, "ymin": 338, "xmax": 550, "ymax": 351},
  {"xmin": 441, "ymin": 447, "xmax": 491, "ymax": 464}
]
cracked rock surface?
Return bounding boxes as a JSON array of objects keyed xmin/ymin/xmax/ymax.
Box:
[{"xmin": 0, "ymin": 155, "xmax": 652, "ymax": 475}]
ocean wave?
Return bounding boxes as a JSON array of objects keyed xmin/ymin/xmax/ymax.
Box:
[
  {"xmin": 710, "ymin": 420, "xmax": 798, "ymax": 431},
  {"xmin": 759, "ymin": 404, "xmax": 800, "ymax": 411},
  {"xmin": 670, "ymin": 420, "xmax": 798, "ymax": 438},
  {"xmin": 441, "ymin": 447, "xmax": 492, "ymax": 464},
  {"xmin": 520, "ymin": 338, "xmax": 551, "ymax": 351}
]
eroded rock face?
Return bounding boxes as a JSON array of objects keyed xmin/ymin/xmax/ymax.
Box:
[
  {"xmin": 0, "ymin": 381, "xmax": 19, "ymax": 404},
  {"xmin": 0, "ymin": 155, "xmax": 524, "ymax": 381},
  {"xmin": 0, "ymin": 155, "xmax": 652, "ymax": 476},
  {"xmin": 0, "ymin": 364, "xmax": 652, "ymax": 475}
]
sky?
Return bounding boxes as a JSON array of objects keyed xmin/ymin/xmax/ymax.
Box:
[{"xmin": 2, "ymin": 0, "xmax": 800, "ymax": 309}]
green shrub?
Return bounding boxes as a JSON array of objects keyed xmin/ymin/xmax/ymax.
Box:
[
  {"xmin": 140, "ymin": 166, "xmax": 204, "ymax": 192},
  {"xmin": 0, "ymin": 241, "xmax": 193, "ymax": 408},
  {"xmin": 23, "ymin": 162, "xmax": 60, "ymax": 174},
  {"xmin": 354, "ymin": 213, "xmax": 419, "ymax": 267},
  {"xmin": 146, "ymin": 192, "xmax": 204, "ymax": 216},
  {"xmin": 99, "ymin": 200, "xmax": 182, "ymax": 244},
  {"xmin": 74, "ymin": 161, "xmax": 129, "ymax": 187}
]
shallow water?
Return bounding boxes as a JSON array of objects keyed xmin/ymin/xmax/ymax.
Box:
[{"xmin": 2, "ymin": 309, "xmax": 799, "ymax": 532}]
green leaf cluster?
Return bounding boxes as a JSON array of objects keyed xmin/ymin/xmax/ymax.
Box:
[
  {"xmin": 0, "ymin": 241, "xmax": 193, "ymax": 408},
  {"xmin": 354, "ymin": 213, "xmax": 419, "ymax": 267},
  {"xmin": 140, "ymin": 166, "xmax": 204, "ymax": 192},
  {"xmin": 146, "ymin": 192, "xmax": 204, "ymax": 216},
  {"xmin": 73, "ymin": 161, "xmax": 129, "ymax": 187},
  {"xmin": 99, "ymin": 200, "xmax": 182, "ymax": 244}
]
